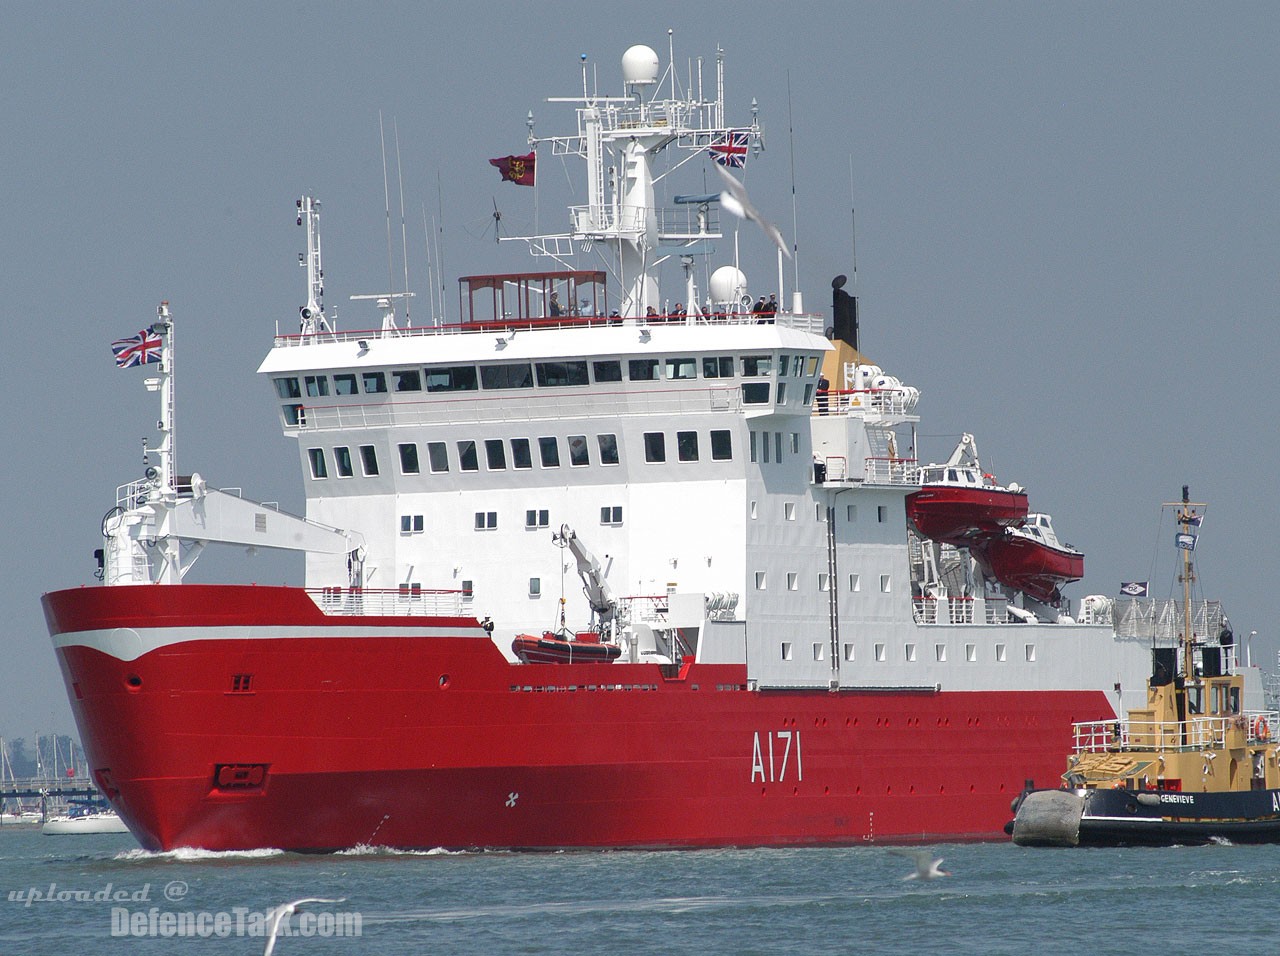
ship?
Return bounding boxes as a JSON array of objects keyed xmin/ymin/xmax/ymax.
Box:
[
  {"xmin": 1010, "ymin": 489, "xmax": 1280, "ymax": 847},
  {"xmin": 43, "ymin": 40, "xmax": 1214, "ymax": 852}
]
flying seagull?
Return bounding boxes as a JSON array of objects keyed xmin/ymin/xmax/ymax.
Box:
[
  {"xmin": 263, "ymin": 898, "xmax": 347, "ymax": 956},
  {"xmin": 714, "ymin": 164, "xmax": 791, "ymax": 259},
  {"xmin": 888, "ymin": 848, "xmax": 950, "ymax": 881}
]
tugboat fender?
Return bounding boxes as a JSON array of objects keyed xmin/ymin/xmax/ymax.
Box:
[{"xmin": 1011, "ymin": 789, "xmax": 1084, "ymax": 847}]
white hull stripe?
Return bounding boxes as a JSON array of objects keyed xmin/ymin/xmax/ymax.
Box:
[{"xmin": 52, "ymin": 624, "xmax": 485, "ymax": 662}]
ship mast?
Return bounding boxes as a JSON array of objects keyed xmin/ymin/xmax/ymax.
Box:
[{"xmin": 1170, "ymin": 484, "xmax": 1205, "ymax": 682}]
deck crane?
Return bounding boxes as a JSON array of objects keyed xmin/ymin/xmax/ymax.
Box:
[{"xmin": 553, "ymin": 525, "xmax": 617, "ymax": 638}]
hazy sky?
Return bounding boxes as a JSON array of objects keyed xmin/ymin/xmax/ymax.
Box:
[{"xmin": 3, "ymin": 2, "xmax": 1277, "ymax": 738}]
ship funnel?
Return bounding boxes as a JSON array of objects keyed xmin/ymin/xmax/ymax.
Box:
[{"xmin": 622, "ymin": 45, "xmax": 660, "ymax": 86}]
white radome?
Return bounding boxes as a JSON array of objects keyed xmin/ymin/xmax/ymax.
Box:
[
  {"xmin": 621, "ymin": 45, "xmax": 660, "ymax": 85},
  {"xmin": 709, "ymin": 265, "xmax": 748, "ymax": 307}
]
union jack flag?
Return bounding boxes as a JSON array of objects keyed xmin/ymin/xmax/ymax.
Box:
[
  {"xmin": 111, "ymin": 329, "xmax": 163, "ymax": 368},
  {"xmin": 711, "ymin": 130, "xmax": 749, "ymax": 168}
]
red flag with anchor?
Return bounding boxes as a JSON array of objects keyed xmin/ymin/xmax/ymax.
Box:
[{"xmin": 489, "ymin": 152, "xmax": 536, "ymax": 186}]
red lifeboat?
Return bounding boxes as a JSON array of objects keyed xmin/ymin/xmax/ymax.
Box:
[
  {"xmin": 906, "ymin": 465, "xmax": 1028, "ymax": 547},
  {"xmin": 512, "ymin": 630, "xmax": 623, "ymax": 664},
  {"xmin": 982, "ymin": 513, "xmax": 1084, "ymax": 604}
]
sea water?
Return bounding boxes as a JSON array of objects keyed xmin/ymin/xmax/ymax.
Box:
[{"xmin": 1, "ymin": 828, "xmax": 1278, "ymax": 955}]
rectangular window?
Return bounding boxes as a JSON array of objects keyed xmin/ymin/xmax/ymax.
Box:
[
  {"xmin": 966, "ymin": 643, "xmax": 977, "ymax": 662},
  {"xmin": 996, "ymin": 643, "xmax": 1008, "ymax": 663},
  {"xmin": 427, "ymin": 441, "xmax": 449, "ymax": 473},
  {"xmin": 750, "ymin": 500, "xmax": 758, "ymax": 519},
  {"xmin": 790, "ymin": 432, "xmax": 800, "ymax": 454},
  {"xmin": 847, "ymin": 504, "xmax": 857, "ymax": 522},
  {"xmin": 762, "ymin": 434, "xmax": 770, "ymax": 464},
  {"xmin": 359, "ymin": 445, "xmax": 379, "ymax": 476},
  {"xmin": 568, "ymin": 434, "xmax": 590, "ymax": 466},
  {"xmin": 304, "ymin": 375, "xmax": 329, "ymax": 397},
  {"xmin": 936, "ymin": 644, "xmax": 948, "ymax": 662},
  {"xmin": 535, "ymin": 361, "xmax": 589, "ymax": 387},
  {"xmin": 274, "ymin": 377, "xmax": 301, "ymax": 399},
  {"xmin": 741, "ymin": 355, "xmax": 773, "ymax": 377},
  {"xmin": 813, "ymin": 642, "xmax": 825, "ymax": 661},
  {"xmin": 749, "ymin": 431, "xmax": 757, "ymax": 463},
  {"xmin": 781, "ymin": 642, "xmax": 793, "ymax": 661},
  {"xmin": 787, "ymin": 572, "xmax": 798, "ymax": 591},
  {"xmin": 600, "ymin": 506, "xmax": 623, "ymax": 524},
  {"xmin": 677, "ymin": 431, "xmax": 699, "ymax": 462},
  {"xmin": 480, "ymin": 363, "xmax": 533, "ymax": 389},
  {"xmin": 666, "ymin": 357, "xmax": 697, "ymax": 380},
  {"xmin": 818, "ymin": 572, "xmax": 830, "ymax": 591},
  {"xmin": 511, "ymin": 438, "xmax": 532, "ymax": 469},
  {"xmin": 474, "ymin": 511, "xmax": 498, "ymax": 530},
  {"xmin": 392, "ymin": 369, "xmax": 422, "ymax": 392},
  {"xmin": 702, "ymin": 356, "xmax": 735, "ymax": 378},
  {"xmin": 597, "ymin": 434, "xmax": 619, "ymax": 465},
  {"xmin": 362, "ymin": 371, "xmax": 387, "ymax": 394},
  {"xmin": 485, "ymin": 439, "xmax": 507, "ymax": 470},
  {"xmin": 538, "ymin": 437, "xmax": 560, "ymax": 468},
  {"xmin": 592, "ymin": 360, "xmax": 623, "ymax": 383},
  {"xmin": 905, "ymin": 643, "xmax": 917, "ymax": 662},
  {"xmin": 874, "ymin": 643, "xmax": 887, "ymax": 662},
  {"xmin": 529, "ymin": 578, "xmax": 542, "ymax": 597},
  {"xmin": 628, "ymin": 358, "xmax": 659, "ymax": 381},
  {"xmin": 283, "ymin": 404, "xmax": 304, "ymax": 426},
  {"xmin": 843, "ymin": 644, "xmax": 855, "ymax": 662},
  {"xmin": 776, "ymin": 382, "xmax": 787, "ymax": 405},
  {"xmin": 878, "ymin": 505, "xmax": 888, "ymax": 523},
  {"xmin": 849, "ymin": 573, "xmax": 860, "ymax": 591},
  {"xmin": 398, "ymin": 443, "xmax": 419, "ymax": 475},
  {"xmin": 807, "ymin": 356, "xmax": 820, "ymax": 376},
  {"xmin": 424, "ymin": 365, "xmax": 478, "ymax": 392},
  {"xmin": 710, "ymin": 430, "xmax": 732, "ymax": 460},
  {"xmin": 457, "ymin": 440, "xmax": 479, "ymax": 472},
  {"xmin": 525, "ymin": 509, "xmax": 550, "ymax": 529},
  {"xmin": 307, "ymin": 448, "xmax": 328, "ymax": 478},
  {"xmin": 803, "ymin": 384, "xmax": 814, "ymax": 406},
  {"xmin": 784, "ymin": 502, "xmax": 796, "ymax": 521},
  {"xmin": 755, "ymin": 571, "xmax": 767, "ymax": 590},
  {"xmin": 742, "ymin": 382, "xmax": 770, "ymax": 404},
  {"xmin": 333, "ymin": 373, "xmax": 358, "ymax": 395},
  {"xmin": 774, "ymin": 432, "xmax": 783, "ymax": 461},
  {"xmin": 334, "ymin": 446, "xmax": 353, "ymax": 477},
  {"xmin": 644, "ymin": 432, "xmax": 666, "ymax": 463},
  {"xmin": 1025, "ymin": 644, "xmax": 1037, "ymax": 663},
  {"xmin": 880, "ymin": 574, "xmax": 891, "ymax": 593}
]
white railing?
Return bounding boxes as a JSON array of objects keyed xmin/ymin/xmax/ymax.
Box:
[
  {"xmin": 863, "ymin": 457, "xmax": 918, "ymax": 485},
  {"xmin": 1113, "ymin": 597, "xmax": 1226, "ymax": 641},
  {"xmin": 814, "ymin": 388, "xmax": 918, "ymax": 418},
  {"xmin": 307, "ymin": 587, "xmax": 464, "ymax": 618},
  {"xmin": 1072, "ymin": 710, "xmax": 1279, "ymax": 754}
]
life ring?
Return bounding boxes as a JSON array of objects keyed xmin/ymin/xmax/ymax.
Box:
[{"xmin": 1258, "ymin": 717, "xmax": 1270, "ymax": 741}]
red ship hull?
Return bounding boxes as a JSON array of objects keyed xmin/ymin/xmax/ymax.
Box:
[
  {"xmin": 45, "ymin": 584, "xmax": 1113, "ymax": 852},
  {"xmin": 905, "ymin": 487, "xmax": 1029, "ymax": 547}
]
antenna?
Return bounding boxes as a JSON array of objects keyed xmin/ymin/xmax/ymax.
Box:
[
  {"xmin": 395, "ymin": 119, "xmax": 411, "ymax": 327},
  {"xmin": 787, "ymin": 71, "xmax": 801, "ymax": 312},
  {"xmin": 296, "ymin": 196, "xmax": 330, "ymax": 334},
  {"xmin": 435, "ymin": 170, "xmax": 447, "ymax": 325},
  {"xmin": 379, "ymin": 112, "xmax": 397, "ymax": 326},
  {"xmin": 421, "ymin": 201, "xmax": 435, "ymax": 326},
  {"xmin": 849, "ymin": 155, "xmax": 858, "ymax": 286}
]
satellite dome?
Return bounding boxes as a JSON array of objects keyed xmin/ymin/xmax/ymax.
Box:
[
  {"xmin": 709, "ymin": 266, "xmax": 748, "ymax": 306},
  {"xmin": 622, "ymin": 45, "xmax": 660, "ymax": 86}
]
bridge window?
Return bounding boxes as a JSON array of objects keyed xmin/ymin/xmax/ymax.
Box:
[
  {"xmin": 741, "ymin": 355, "xmax": 773, "ymax": 377},
  {"xmin": 568, "ymin": 435, "xmax": 590, "ymax": 466},
  {"xmin": 427, "ymin": 442, "xmax": 449, "ymax": 473},
  {"xmin": 392, "ymin": 369, "xmax": 422, "ymax": 392},
  {"xmin": 486, "ymin": 439, "xmax": 507, "ymax": 470},
  {"xmin": 644, "ymin": 432, "xmax": 666, "ymax": 463},
  {"xmin": 628, "ymin": 359, "xmax": 659, "ymax": 381},
  {"xmin": 592, "ymin": 360, "xmax": 623, "ymax": 383},
  {"xmin": 362, "ymin": 371, "xmax": 387, "ymax": 394},
  {"xmin": 480, "ymin": 363, "xmax": 533, "ymax": 389},
  {"xmin": 458, "ymin": 440, "xmax": 479, "ymax": 472},
  {"xmin": 425, "ymin": 364, "xmax": 478, "ymax": 392},
  {"xmin": 304, "ymin": 375, "xmax": 329, "ymax": 397},
  {"xmin": 677, "ymin": 431, "xmax": 699, "ymax": 462},
  {"xmin": 703, "ymin": 356, "xmax": 734, "ymax": 378},
  {"xmin": 536, "ymin": 361, "xmax": 589, "ymax": 387},
  {"xmin": 776, "ymin": 383, "xmax": 788, "ymax": 405},
  {"xmin": 666, "ymin": 357, "xmax": 697, "ymax": 380},
  {"xmin": 307, "ymin": 448, "xmax": 327, "ymax": 479},
  {"xmin": 711, "ymin": 430, "xmax": 732, "ymax": 460},
  {"xmin": 334, "ymin": 446, "xmax": 353, "ymax": 478},
  {"xmin": 274, "ymin": 377, "xmax": 301, "ymax": 399},
  {"xmin": 398, "ymin": 443, "xmax": 420, "ymax": 475},
  {"xmin": 359, "ymin": 445, "xmax": 379, "ymax": 476},
  {"xmin": 334, "ymin": 373, "xmax": 358, "ymax": 395},
  {"xmin": 283, "ymin": 404, "xmax": 303, "ymax": 426},
  {"xmin": 538, "ymin": 437, "xmax": 560, "ymax": 467},
  {"xmin": 742, "ymin": 382, "xmax": 770, "ymax": 405},
  {"xmin": 597, "ymin": 434, "xmax": 619, "ymax": 465}
]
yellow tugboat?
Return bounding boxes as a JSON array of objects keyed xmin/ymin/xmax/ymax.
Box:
[{"xmin": 1010, "ymin": 487, "xmax": 1280, "ymax": 847}]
